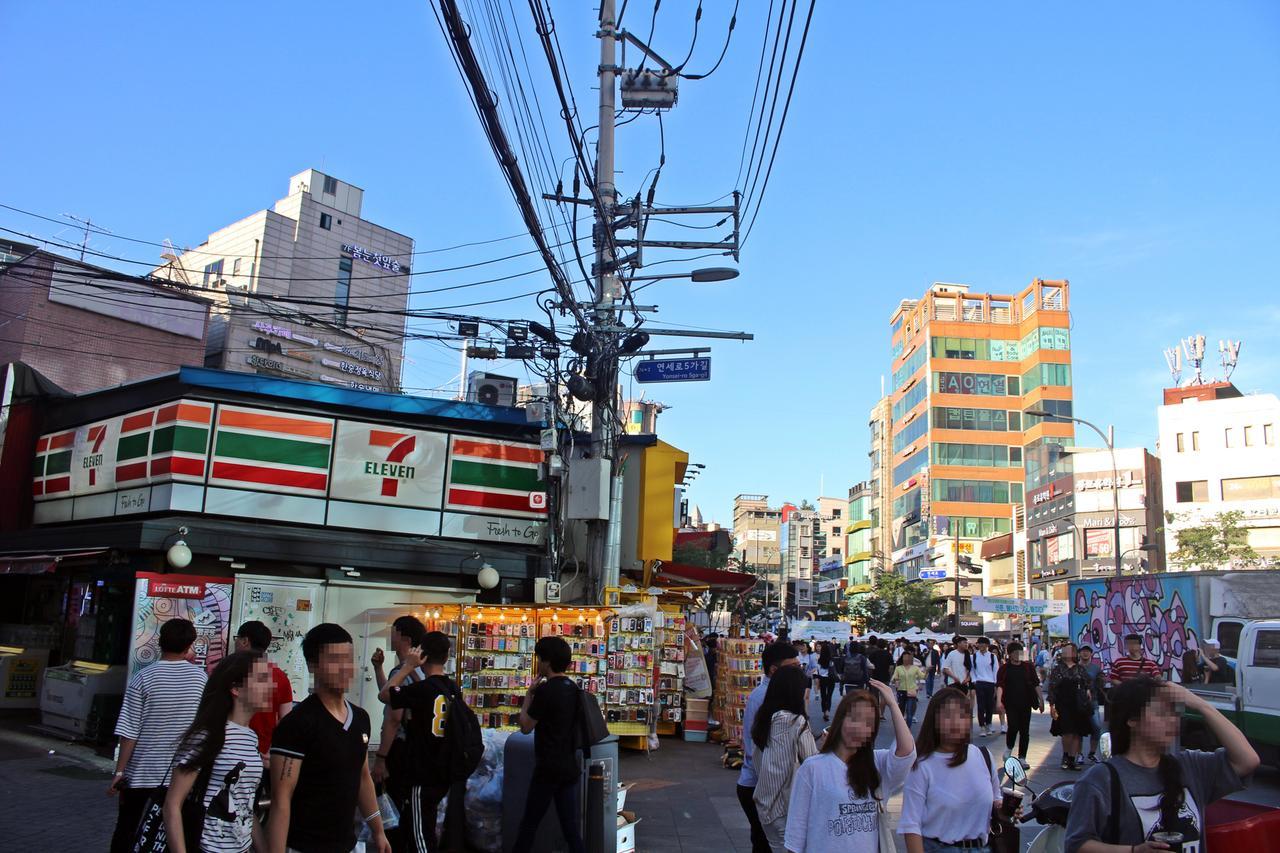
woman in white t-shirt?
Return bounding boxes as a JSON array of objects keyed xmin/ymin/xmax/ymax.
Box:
[
  {"xmin": 164, "ymin": 651, "xmax": 274, "ymax": 853},
  {"xmin": 898, "ymin": 687, "xmax": 1002, "ymax": 853},
  {"xmin": 784, "ymin": 679, "xmax": 916, "ymax": 852}
]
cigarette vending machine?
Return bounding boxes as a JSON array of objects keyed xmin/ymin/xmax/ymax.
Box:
[{"xmin": 0, "ymin": 646, "xmax": 50, "ymax": 710}]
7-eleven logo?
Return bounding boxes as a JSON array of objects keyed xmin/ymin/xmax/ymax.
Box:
[
  {"xmin": 85, "ymin": 425, "xmax": 109, "ymax": 486},
  {"xmin": 366, "ymin": 429, "xmax": 417, "ymax": 497}
]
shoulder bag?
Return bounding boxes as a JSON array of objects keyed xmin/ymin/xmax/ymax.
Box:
[
  {"xmin": 131, "ymin": 757, "xmax": 215, "ymax": 852},
  {"xmin": 875, "ymin": 790, "xmax": 896, "ymax": 852},
  {"xmin": 979, "ymin": 746, "xmax": 1018, "ymax": 853}
]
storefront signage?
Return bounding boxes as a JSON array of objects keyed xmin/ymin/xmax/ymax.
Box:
[
  {"xmin": 342, "ymin": 243, "xmax": 405, "ymax": 274},
  {"xmin": 1077, "ymin": 511, "xmax": 1144, "ymax": 528},
  {"xmin": 321, "ymin": 357, "xmax": 383, "ymax": 383},
  {"xmin": 318, "ymin": 375, "xmax": 382, "ymax": 392},
  {"xmin": 130, "ymin": 573, "xmax": 232, "ymax": 676},
  {"xmin": 148, "ymin": 579, "xmax": 207, "ymax": 598},
  {"xmin": 330, "ymin": 420, "xmax": 448, "ymax": 507},
  {"xmin": 1076, "ymin": 470, "xmax": 1143, "ymax": 491},
  {"xmin": 246, "ymin": 354, "xmax": 311, "ymax": 378},
  {"xmin": 936, "ymin": 372, "xmax": 1007, "ymax": 396},
  {"xmin": 252, "ymin": 320, "xmax": 320, "ymax": 347},
  {"xmin": 323, "ymin": 340, "xmax": 385, "ymax": 367}
]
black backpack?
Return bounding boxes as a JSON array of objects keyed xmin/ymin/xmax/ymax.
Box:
[
  {"xmin": 439, "ymin": 678, "xmax": 484, "ymax": 782},
  {"xmin": 842, "ymin": 652, "xmax": 869, "ymax": 685}
]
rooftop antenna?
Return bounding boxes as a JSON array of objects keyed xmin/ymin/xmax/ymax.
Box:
[
  {"xmin": 160, "ymin": 240, "xmax": 192, "ymax": 285},
  {"xmin": 1163, "ymin": 345, "xmax": 1182, "ymax": 387},
  {"xmin": 1181, "ymin": 334, "xmax": 1206, "ymax": 385},
  {"xmin": 1219, "ymin": 339, "xmax": 1241, "ymax": 381}
]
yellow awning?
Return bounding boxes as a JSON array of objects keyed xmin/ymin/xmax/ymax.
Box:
[{"xmin": 845, "ymin": 520, "xmax": 871, "ymax": 533}]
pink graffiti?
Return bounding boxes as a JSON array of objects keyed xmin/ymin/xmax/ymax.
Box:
[{"xmin": 1072, "ymin": 576, "xmax": 1200, "ymax": 682}]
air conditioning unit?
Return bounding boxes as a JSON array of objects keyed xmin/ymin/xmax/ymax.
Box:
[{"xmin": 467, "ymin": 372, "xmax": 517, "ymax": 407}]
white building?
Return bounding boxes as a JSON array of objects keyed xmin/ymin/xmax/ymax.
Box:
[
  {"xmin": 1157, "ymin": 382, "xmax": 1280, "ymax": 568},
  {"xmin": 153, "ymin": 170, "xmax": 414, "ymax": 391}
]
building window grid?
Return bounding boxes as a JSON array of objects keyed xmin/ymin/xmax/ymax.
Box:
[
  {"xmin": 335, "ymin": 257, "xmax": 353, "ymax": 326},
  {"xmin": 931, "ymin": 478, "xmax": 1023, "ymax": 504}
]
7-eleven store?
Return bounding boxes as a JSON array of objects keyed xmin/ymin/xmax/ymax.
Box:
[{"xmin": 0, "ymin": 365, "xmax": 552, "ymax": 735}]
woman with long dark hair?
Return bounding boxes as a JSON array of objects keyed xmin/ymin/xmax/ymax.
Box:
[
  {"xmin": 785, "ymin": 680, "xmax": 915, "ymax": 852},
  {"xmin": 1048, "ymin": 641, "xmax": 1094, "ymax": 770},
  {"xmin": 751, "ymin": 664, "xmax": 818, "ymax": 844},
  {"xmin": 1064, "ymin": 677, "xmax": 1258, "ymax": 852},
  {"xmin": 164, "ymin": 651, "xmax": 274, "ymax": 853},
  {"xmin": 817, "ymin": 642, "xmax": 837, "ymax": 722},
  {"xmin": 898, "ymin": 687, "xmax": 1002, "ymax": 853}
]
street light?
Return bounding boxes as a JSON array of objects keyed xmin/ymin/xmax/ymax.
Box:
[
  {"xmin": 629, "ymin": 266, "xmax": 740, "ymax": 283},
  {"xmin": 1026, "ymin": 409, "xmax": 1123, "ymax": 582},
  {"xmin": 1119, "ymin": 543, "xmax": 1159, "ymax": 574}
]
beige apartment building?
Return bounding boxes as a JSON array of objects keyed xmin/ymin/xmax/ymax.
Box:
[
  {"xmin": 733, "ymin": 493, "xmax": 783, "ymax": 592},
  {"xmin": 153, "ymin": 170, "xmax": 414, "ymax": 391}
]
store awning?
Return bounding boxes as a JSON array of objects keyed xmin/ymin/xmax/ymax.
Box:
[
  {"xmin": 0, "ymin": 548, "xmax": 109, "ymax": 575},
  {"xmin": 654, "ymin": 562, "xmax": 758, "ymax": 593}
]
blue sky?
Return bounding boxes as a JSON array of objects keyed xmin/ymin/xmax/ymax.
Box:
[{"xmin": 3, "ymin": 1, "xmax": 1278, "ymax": 525}]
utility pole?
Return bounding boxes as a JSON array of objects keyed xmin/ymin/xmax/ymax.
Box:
[
  {"xmin": 587, "ymin": 0, "xmax": 621, "ymax": 601},
  {"xmin": 953, "ymin": 524, "xmax": 961, "ymax": 633}
]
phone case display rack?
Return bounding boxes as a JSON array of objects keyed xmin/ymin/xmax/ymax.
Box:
[
  {"xmin": 605, "ymin": 613, "xmax": 655, "ymax": 736},
  {"xmin": 714, "ymin": 637, "xmax": 766, "ymax": 745},
  {"xmin": 655, "ymin": 606, "xmax": 686, "ymax": 735},
  {"xmin": 456, "ymin": 605, "xmax": 629, "ymax": 731}
]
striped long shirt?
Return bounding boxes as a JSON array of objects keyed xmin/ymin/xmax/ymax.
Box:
[{"xmin": 115, "ymin": 659, "xmax": 208, "ymax": 787}]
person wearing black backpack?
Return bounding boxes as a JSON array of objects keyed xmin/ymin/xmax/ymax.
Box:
[
  {"xmin": 512, "ymin": 636, "xmax": 588, "ymax": 853},
  {"xmin": 840, "ymin": 641, "xmax": 871, "ymax": 696},
  {"xmin": 379, "ymin": 630, "xmax": 477, "ymax": 853}
]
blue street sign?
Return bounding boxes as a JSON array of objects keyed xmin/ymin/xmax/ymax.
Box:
[
  {"xmin": 919, "ymin": 569, "xmax": 948, "ymax": 580},
  {"xmin": 635, "ymin": 357, "xmax": 711, "ymax": 383}
]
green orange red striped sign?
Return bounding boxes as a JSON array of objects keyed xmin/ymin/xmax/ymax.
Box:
[
  {"xmin": 32, "ymin": 430, "xmax": 75, "ymax": 498},
  {"xmin": 446, "ymin": 436, "xmax": 546, "ymax": 518},
  {"xmin": 209, "ymin": 405, "xmax": 333, "ymax": 495}
]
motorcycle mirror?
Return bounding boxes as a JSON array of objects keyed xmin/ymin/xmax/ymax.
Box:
[
  {"xmin": 1003, "ymin": 755, "xmax": 1027, "ymax": 785},
  {"xmin": 1099, "ymin": 731, "xmax": 1112, "ymax": 761}
]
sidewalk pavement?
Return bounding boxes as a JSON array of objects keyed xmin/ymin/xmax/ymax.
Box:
[{"xmin": 622, "ymin": 688, "xmax": 1082, "ymax": 853}]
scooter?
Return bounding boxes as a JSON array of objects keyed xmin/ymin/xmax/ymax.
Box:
[{"xmin": 1000, "ymin": 733, "xmax": 1112, "ymax": 853}]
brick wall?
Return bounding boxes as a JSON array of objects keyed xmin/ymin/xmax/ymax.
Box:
[{"xmin": 0, "ymin": 255, "xmax": 210, "ymax": 393}]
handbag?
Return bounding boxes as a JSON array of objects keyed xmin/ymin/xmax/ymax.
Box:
[
  {"xmin": 876, "ymin": 792, "xmax": 896, "ymax": 852},
  {"xmin": 131, "ymin": 758, "xmax": 215, "ymax": 852},
  {"xmin": 575, "ymin": 683, "xmax": 610, "ymax": 754},
  {"xmin": 978, "ymin": 746, "xmax": 1018, "ymax": 853}
]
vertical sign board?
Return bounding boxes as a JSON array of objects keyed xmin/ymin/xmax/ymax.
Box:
[{"xmin": 129, "ymin": 573, "xmax": 233, "ymax": 677}]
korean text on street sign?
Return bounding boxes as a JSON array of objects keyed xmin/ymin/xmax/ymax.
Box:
[
  {"xmin": 971, "ymin": 596, "xmax": 1068, "ymax": 616},
  {"xmin": 634, "ymin": 357, "xmax": 711, "ymax": 383},
  {"xmin": 919, "ymin": 569, "xmax": 948, "ymax": 580}
]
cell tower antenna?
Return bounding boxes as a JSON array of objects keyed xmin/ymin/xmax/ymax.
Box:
[
  {"xmin": 1219, "ymin": 339, "xmax": 1242, "ymax": 381},
  {"xmin": 1181, "ymin": 334, "xmax": 1206, "ymax": 385},
  {"xmin": 1163, "ymin": 345, "xmax": 1182, "ymax": 387}
]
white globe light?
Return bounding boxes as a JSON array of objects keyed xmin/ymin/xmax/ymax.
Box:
[
  {"xmin": 166, "ymin": 540, "xmax": 193, "ymax": 569},
  {"xmin": 477, "ymin": 564, "xmax": 500, "ymax": 590}
]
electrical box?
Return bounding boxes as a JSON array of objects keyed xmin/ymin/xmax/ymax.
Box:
[
  {"xmin": 621, "ymin": 69, "xmax": 678, "ymax": 109},
  {"xmin": 534, "ymin": 578, "xmax": 562, "ymax": 604},
  {"xmin": 565, "ymin": 457, "xmax": 610, "ymax": 520}
]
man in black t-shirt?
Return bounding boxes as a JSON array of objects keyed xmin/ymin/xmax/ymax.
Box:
[
  {"xmin": 379, "ymin": 630, "xmax": 459, "ymax": 853},
  {"xmin": 269, "ymin": 623, "xmax": 389, "ymax": 853},
  {"xmin": 512, "ymin": 636, "xmax": 586, "ymax": 853}
]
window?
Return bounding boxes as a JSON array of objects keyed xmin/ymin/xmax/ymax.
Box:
[
  {"xmin": 893, "ymin": 415, "xmax": 929, "ymax": 452},
  {"xmin": 832, "ymin": 525, "xmax": 841, "ymax": 537},
  {"xmin": 893, "ymin": 382, "xmax": 928, "ymax": 421},
  {"xmin": 1216, "ymin": 622, "xmax": 1243, "ymax": 659},
  {"xmin": 1175, "ymin": 480, "xmax": 1210, "ymax": 503},
  {"xmin": 320, "ymin": 212, "xmax": 333, "ymax": 230},
  {"xmin": 894, "ymin": 447, "xmax": 929, "ymax": 486},
  {"xmin": 232, "ymin": 258, "xmax": 241, "ymax": 276},
  {"xmin": 933, "ymin": 372, "xmax": 1012, "ymax": 396},
  {"xmin": 832, "ymin": 508, "xmax": 842, "ymax": 519},
  {"xmin": 1253, "ymin": 630, "xmax": 1280, "ymax": 668},
  {"xmin": 932, "ymin": 442, "xmax": 1019, "ymax": 468},
  {"xmin": 936, "ymin": 516, "xmax": 1011, "ymax": 537},
  {"xmin": 1009, "ymin": 447, "xmax": 1022, "ymax": 465},
  {"xmin": 202, "ymin": 259, "xmax": 224, "ymax": 286},
  {"xmin": 322, "ymin": 175, "xmax": 338, "ymax": 195},
  {"xmin": 1266, "ymin": 424, "xmax": 1274, "ymax": 446},
  {"xmin": 1192, "ymin": 431, "xmax": 1200, "ymax": 451},
  {"xmin": 893, "ymin": 346, "xmax": 928, "ymax": 389},
  {"xmin": 1225, "ymin": 428, "xmax": 1233, "ymax": 448},
  {"xmin": 1022, "ymin": 363, "xmax": 1072, "ymax": 391},
  {"xmin": 335, "ymin": 257, "xmax": 353, "ymax": 326},
  {"xmin": 931, "ymin": 478, "xmax": 1019, "ymax": 504},
  {"xmin": 932, "ymin": 407, "xmax": 1015, "ymax": 432},
  {"xmin": 1244, "ymin": 426, "xmax": 1254, "ymax": 447},
  {"xmin": 1221, "ymin": 475, "xmax": 1280, "ymax": 502},
  {"xmin": 1176, "ymin": 433, "xmax": 1185, "ymax": 453}
]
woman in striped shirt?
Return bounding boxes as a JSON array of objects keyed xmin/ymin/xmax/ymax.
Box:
[{"xmin": 164, "ymin": 651, "xmax": 274, "ymax": 853}]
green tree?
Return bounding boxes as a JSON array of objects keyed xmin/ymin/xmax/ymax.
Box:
[
  {"xmin": 1165, "ymin": 510, "xmax": 1258, "ymax": 570},
  {"xmin": 799, "ymin": 499, "xmax": 815, "ymax": 511},
  {"xmin": 847, "ymin": 571, "xmax": 944, "ymax": 633}
]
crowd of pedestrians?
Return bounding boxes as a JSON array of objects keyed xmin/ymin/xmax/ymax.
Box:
[
  {"xmin": 107, "ymin": 614, "xmax": 598, "ymax": 853},
  {"xmin": 733, "ymin": 630, "xmax": 1261, "ymax": 852}
]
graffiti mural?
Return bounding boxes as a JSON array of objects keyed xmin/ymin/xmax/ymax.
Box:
[{"xmin": 1069, "ymin": 575, "xmax": 1201, "ymax": 681}]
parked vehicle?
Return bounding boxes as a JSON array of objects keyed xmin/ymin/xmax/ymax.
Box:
[
  {"xmin": 1067, "ymin": 570, "xmax": 1280, "ymax": 681},
  {"xmin": 1181, "ymin": 619, "xmax": 1280, "ymax": 767}
]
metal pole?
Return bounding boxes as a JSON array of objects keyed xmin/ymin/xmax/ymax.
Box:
[
  {"xmin": 589, "ymin": 0, "xmax": 620, "ymax": 601},
  {"xmin": 954, "ymin": 523, "xmax": 961, "ymax": 633}
]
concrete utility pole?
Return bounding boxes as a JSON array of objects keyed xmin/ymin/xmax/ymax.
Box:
[{"xmin": 589, "ymin": 0, "xmax": 623, "ymax": 600}]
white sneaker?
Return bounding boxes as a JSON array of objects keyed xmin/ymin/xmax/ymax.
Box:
[{"xmin": 1000, "ymin": 725, "xmax": 1007, "ymax": 734}]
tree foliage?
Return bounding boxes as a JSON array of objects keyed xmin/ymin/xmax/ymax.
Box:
[
  {"xmin": 847, "ymin": 571, "xmax": 944, "ymax": 634},
  {"xmin": 1166, "ymin": 510, "xmax": 1258, "ymax": 570}
]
